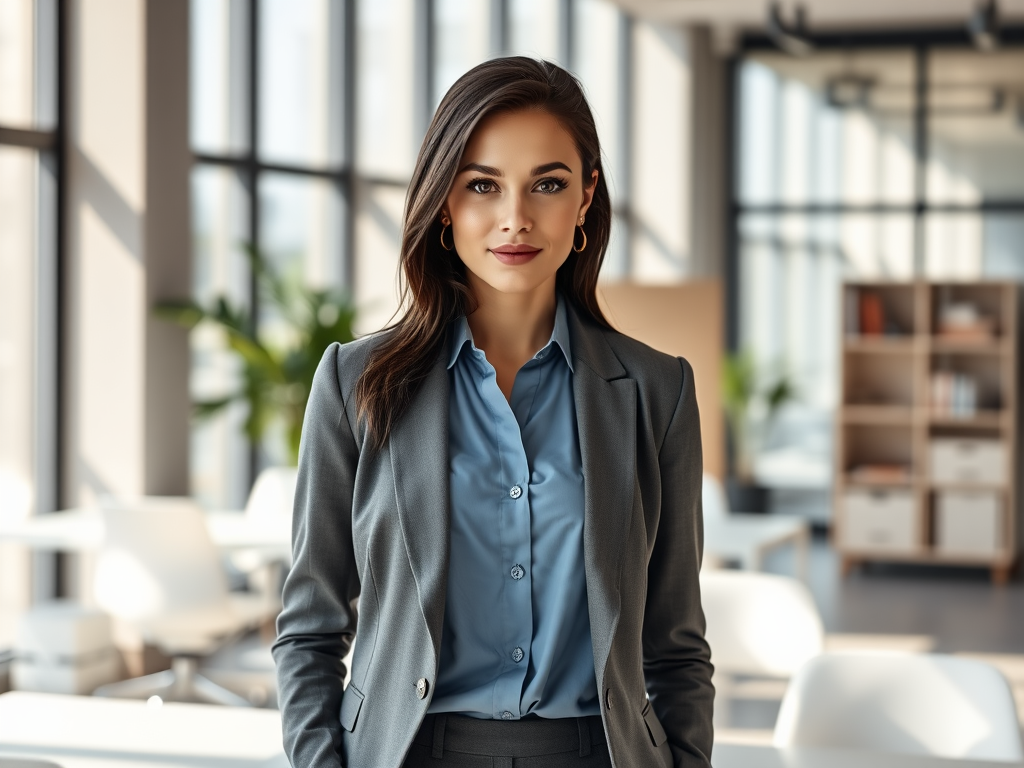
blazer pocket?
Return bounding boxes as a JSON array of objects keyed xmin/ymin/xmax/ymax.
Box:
[
  {"xmin": 641, "ymin": 700, "xmax": 668, "ymax": 747},
  {"xmin": 339, "ymin": 683, "xmax": 365, "ymax": 732}
]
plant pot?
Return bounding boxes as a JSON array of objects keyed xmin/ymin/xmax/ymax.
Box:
[{"xmin": 725, "ymin": 479, "xmax": 769, "ymax": 514}]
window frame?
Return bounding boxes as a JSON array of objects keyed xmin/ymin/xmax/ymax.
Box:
[
  {"xmin": 0, "ymin": 0, "xmax": 66, "ymax": 604},
  {"xmin": 726, "ymin": 25, "xmax": 1024, "ymax": 350},
  {"xmin": 192, "ymin": 0, "xmax": 635, "ymax": 493}
]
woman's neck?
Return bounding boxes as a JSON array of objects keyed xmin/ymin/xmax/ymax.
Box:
[{"xmin": 466, "ymin": 279, "xmax": 558, "ymax": 378}]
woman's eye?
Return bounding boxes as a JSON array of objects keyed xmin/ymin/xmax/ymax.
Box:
[
  {"xmin": 468, "ymin": 179, "xmax": 496, "ymax": 194},
  {"xmin": 535, "ymin": 178, "xmax": 568, "ymax": 194}
]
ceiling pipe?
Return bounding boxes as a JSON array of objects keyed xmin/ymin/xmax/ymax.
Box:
[
  {"xmin": 767, "ymin": 2, "xmax": 814, "ymax": 57},
  {"xmin": 968, "ymin": 0, "xmax": 1000, "ymax": 51}
]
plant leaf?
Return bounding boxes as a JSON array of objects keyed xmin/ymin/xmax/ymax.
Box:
[
  {"xmin": 153, "ymin": 300, "xmax": 206, "ymax": 329},
  {"xmin": 193, "ymin": 396, "xmax": 237, "ymax": 420}
]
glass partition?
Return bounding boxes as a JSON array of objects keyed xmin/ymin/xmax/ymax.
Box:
[
  {"xmin": 258, "ymin": 0, "xmax": 344, "ymax": 167},
  {"xmin": 738, "ymin": 50, "xmax": 915, "ymax": 207},
  {"xmin": 0, "ymin": 0, "xmax": 57, "ymax": 131},
  {"xmin": 190, "ymin": 0, "xmax": 249, "ymax": 156},
  {"xmin": 927, "ymin": 49, "xmax": 1024, "ymax": 204},
  {"xmin": 355, "ymin": 0, "xmax": 416, "ymax": 178},
  {"xmin": 434, "ymin": 0, "xmax": 491, "ymax": 111}
]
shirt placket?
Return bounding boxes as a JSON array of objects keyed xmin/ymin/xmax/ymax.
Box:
[{"xmin": 475, "ymin": 351, "xmax": 538, "ymax": 721}]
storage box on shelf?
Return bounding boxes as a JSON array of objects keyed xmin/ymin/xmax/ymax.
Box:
[{"xmin": 836, "ymin": 281, "xmax": 1020, "ymax": 584}]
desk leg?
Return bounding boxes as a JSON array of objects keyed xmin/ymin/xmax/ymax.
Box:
[{"xmin": 795, "ymin": 528, "xmax": 810, "ymax": 583}]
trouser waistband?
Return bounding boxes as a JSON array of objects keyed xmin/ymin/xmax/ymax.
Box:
[{"xmin": 414, "ymin": 713, "xmax": 607, "ymax": 759}]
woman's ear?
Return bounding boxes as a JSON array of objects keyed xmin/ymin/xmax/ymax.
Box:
[{"xmin": 579, "ymin": 169, "xmax": 599, "ymax": 219}]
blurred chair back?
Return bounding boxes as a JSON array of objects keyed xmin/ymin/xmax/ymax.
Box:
[
  {"xmin": 701, "ymin": 474, "xmax": 729, "ymax": 521},
  {"xmin": 700, "ymin": 569, "xmax": 823, "ymax": 677},
  {"xmin": 93, "ymin": 496, "xmax": 230, "ymax": 622},
  {"xmin": 774, "ymin": 652, "xmax": 1023, "ymax": 761},
  {"xmin": 244, "ymin": 467, "xmax": 298, "ymax": 522}
]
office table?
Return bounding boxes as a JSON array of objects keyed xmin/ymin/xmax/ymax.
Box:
[
  {"xmin": 712, "ymin": 742, "xmax": 1024, "ymax": 768},
  {"xmin": 0, "ymin": 508, "xmax": 292, "ymax": 560},
  {"xmin": 0, "ymin": 691, "xmax": 287, "ymax": 768},
  {"xmin": 703, "ymin": 515, "xmax": 810, "ymax": 580},
  {"xmin": 0, "ymin": 694, "xmax": 1018, "ymax": 768}
]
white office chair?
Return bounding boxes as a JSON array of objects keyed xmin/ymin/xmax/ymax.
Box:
[
  {"xmin": 230, "ymin": 466, "xmax": 298, "ymax": 594},
  {"xmin": 244, "ymin": 466, "xmax": 298, "ymax": 522},
  {"xmin": 700, "ymin": 569, "xmax": 823, "ymax": 729},
  {"xmin": 774, "ymin": 652, "xmax": 1024, "ymax": 762},
  {"xmin": 91, "ymin": 496, "xmax": 278, "ymax": 706},
  {"xmin": 702, "ymin": 474, "xmax": 810, "ymax": 579}
]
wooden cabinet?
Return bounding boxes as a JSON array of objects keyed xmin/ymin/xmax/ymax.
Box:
[{"xmin": 835, "ymin": 281, "xmax": 1020, "ymax": 584}]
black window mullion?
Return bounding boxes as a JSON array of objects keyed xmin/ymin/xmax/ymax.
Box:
[
  {"xmin": 247, "ymin": 0, "xmax": 261, "ymax": 484},
  {"xmin": 414, "ymin": 0, "xmax": 435, "ymax": 145},
  {"xmin": 490, "ymin": 0, "xmax": 508, "ymax": 57},
  {"xmin": 912, "ymin": 43, "xmax": 928, "ymax": 276},
  {"xmin": 558, "ymin": 0, "xmax": 573, "ymax": 67},
  {"xmin": 341, "ymin": 0, "xmax": 356, "ymax": 291}
]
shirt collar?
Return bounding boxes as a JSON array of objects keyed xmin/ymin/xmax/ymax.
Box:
[{"xmin": 447, "ymin": 293, "xmax": 574, "ymax": 372}]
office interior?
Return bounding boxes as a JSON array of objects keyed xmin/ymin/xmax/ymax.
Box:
[{"xmin": 3, "ymin": 0, "xmax": 1024, "ymax": 764}]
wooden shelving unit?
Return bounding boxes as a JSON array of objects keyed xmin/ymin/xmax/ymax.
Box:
[{"xmin": 835, "ymin": 281, "xmax": 1022, "ymax": 584}]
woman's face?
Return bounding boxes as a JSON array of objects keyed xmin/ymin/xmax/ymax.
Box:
[{"xmin": 444, "ymin": 109, "xmax": 597, "ymax": 301}]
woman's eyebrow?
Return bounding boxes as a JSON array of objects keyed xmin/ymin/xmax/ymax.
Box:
[
  {"xmin": 458, "ymin": 162, "xmax": 502, "ymax": 176},
  {"xmin": 456, "ymin": 161, "xmax": 573, "ymax": 176}
]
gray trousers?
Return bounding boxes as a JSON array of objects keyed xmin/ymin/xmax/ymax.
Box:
[{"xmin": 402, "ymin": 714, "xmax": 614, "ymax": 767}]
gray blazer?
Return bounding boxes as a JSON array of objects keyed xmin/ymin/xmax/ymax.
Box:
[{"xmin": 272, "ymin": 303, "xmax": 714, "ymax": 768}]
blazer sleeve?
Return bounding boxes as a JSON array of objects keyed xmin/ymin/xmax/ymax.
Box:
[
  {"xmin": 272, "ymin": 343, "xmax": 361, "ymax": 768},
  {"xmin": 642, "ymin": 356, "xmax": 715, "ymax": 767}
]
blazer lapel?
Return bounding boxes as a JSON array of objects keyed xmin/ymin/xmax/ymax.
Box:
[
  {"xmin": 568, "ymin": 305, "xmax": 637, "ymax": 682},
  {"xmin": 388, "ymin": 350, "xmax": 451, "ymax": 658}
]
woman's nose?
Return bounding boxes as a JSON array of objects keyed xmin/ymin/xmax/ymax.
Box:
[{"xmin": 499, "ymin": 195, "xmax": 533, "ymax": 233}]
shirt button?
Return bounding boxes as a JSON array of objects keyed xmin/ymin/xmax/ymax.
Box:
[
  {"xmin": 501, "ymin": 711, "xmax": 514, "ymax": 720},
  {"xmin": 511, "ymin": 647, "xmax": 524, "ymax": 663},
  {"xmin": 509, "ymin": 485, "xmax": 522, "ymax": 499},
  {"xmin": 510, "ymin": 564, "xmax": 525, "ymax": 580}
]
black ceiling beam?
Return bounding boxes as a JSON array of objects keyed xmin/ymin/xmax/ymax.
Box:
[{"xmin": 741, "ymin": 24, "xmax": 1024, "ymax": 51}]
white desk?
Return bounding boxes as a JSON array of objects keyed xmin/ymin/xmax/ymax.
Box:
[
  {"xmin": 0, "ymin": 509, "xmax": 291, "ymax": 560},
  {"xmin": 0, "ymin": 691, "xmax": 288, "ymax": 768},
  {"xmin": 713, "ymin": 742, "xmax": 1024, "ymax": 768},
  {"xmin": 703, "ymin": 515, "xmax": 810, "ymax": 580},
  {"xmin": 0, "ymin": 697, "xmax": 1016, "ymax": 768}
]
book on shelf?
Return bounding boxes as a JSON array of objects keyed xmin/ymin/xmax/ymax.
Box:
[
  {"xmin": 860, "ymin": 292, "xmax": 885, "ymax": 336},
  {"xmin": 930, "ymin": 371, "xmax": 978, "ymax": 417},
  {"xmin": 844, "ymin": 287, "xmax": 907, "ymax": 337}
]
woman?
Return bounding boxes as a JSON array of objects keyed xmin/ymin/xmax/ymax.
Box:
[{"xmin": 273, "ymin": 57, "xmax": 713, "ymax": 768}]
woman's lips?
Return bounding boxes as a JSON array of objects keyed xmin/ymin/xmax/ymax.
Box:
[{"xmin": 491, "ymin": 245, "xmax": 542, "ymax": 265}]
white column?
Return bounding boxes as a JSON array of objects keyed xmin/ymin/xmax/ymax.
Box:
[
  {"xmin": 627, "ymin": 22, "xmax": 727, "ymax": 281},
  {"xmin": 64, "ymin": 0, "xmax": 191, "ymax": 510}
]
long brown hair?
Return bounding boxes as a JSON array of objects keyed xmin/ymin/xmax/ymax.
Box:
[{"xmin": 356, "ymin": 57, "xmax": 613, "ymax": 450}]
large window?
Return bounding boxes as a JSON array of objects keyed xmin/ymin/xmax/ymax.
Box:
[
  {"xmin": 732, "ymin": 34, "xmax": 1024, "ymax": 500},
  {"xmin": 0, "ymin": 0, "xmax": 61, "ymax": 638},
  {"xmin": 190, "ymin": 0, "xmax": 634, "ymax": 507}
]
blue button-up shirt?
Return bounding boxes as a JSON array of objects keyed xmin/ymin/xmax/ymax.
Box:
[{"xmin": 428, "ymin": 295, "xmax": 600, "ymax": 720}]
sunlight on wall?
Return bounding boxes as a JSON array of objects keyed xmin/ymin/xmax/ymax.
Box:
[{"xmin": 630, "ymin": 21, "xmax": 690, "ymax": 281}]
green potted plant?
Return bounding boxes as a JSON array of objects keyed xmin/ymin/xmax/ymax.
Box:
[
  {"xmin": 721, "ymin": 349, "xmax": 796, "ymax": 513},
  {"xmin": 155, "ymin": 244, "xmax": 357, "ymax": 465}
]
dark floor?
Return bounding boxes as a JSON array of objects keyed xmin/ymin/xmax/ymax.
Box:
[{"xmin": 761, "ymin": 530, "xmax": 1024, "ymax": 655}]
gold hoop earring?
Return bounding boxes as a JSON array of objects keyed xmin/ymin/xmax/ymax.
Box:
[
  {"xmin": 572, "ymin": 224, "xmax": 587, "ymax": 253},
  {"xmin": 440, "ymin": 217, "xmax": 453, "ymax": 251}
]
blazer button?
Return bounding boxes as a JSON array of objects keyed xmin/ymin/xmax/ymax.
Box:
[
  {"xmin": 605, "ymin": 688, "xmax": 613, "ymax": 710},
  {"xmin": 415, "ymin": 678, "xmax": 429, "ymax": 700}
]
